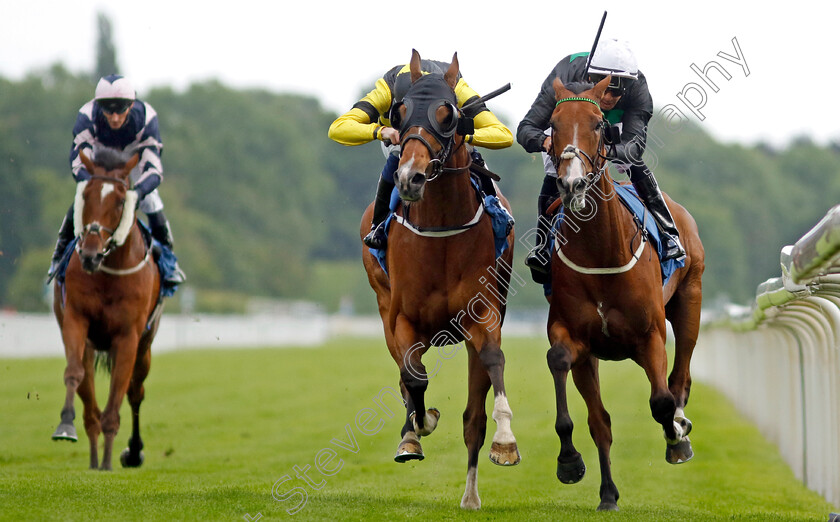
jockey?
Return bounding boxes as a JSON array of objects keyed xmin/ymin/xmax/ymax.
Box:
[
  {"xmin": 329, "ymin": 58, "xmax": 514, "ymax": 250},
  {"xmin": 47, "ymin": 75, "xmax": 186, "ymax": 284},
  {"xmin": 517, "ymin": 39, "xmax": 686, "ymax": 276}
]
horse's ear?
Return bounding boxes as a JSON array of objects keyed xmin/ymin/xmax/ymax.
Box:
[
  {"xmin": 124, "ymin": 154, "xmax": 140, "ymax": 175},
  {"xmin": 553, "ymin": 77, "xmax": 573, "ymax": 101},
  {"xmin": 410, "ymin": 49, "xmax": 422, "ymax": 83},
  {"xmin": 444, "ymin": 52, "xmax": 459, "ymax": 90},
  {"xmin": 591, "ymin": 75, "xmax": 611, "ymax": 100},
  {"xmin": 79, "ymin": 148, "xmax": 95, "ymax": 174}
]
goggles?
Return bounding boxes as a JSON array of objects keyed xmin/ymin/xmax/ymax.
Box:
[
  {"xmin": 98, "ymin": 98, "xmax": 133, "ymax": 115},
  {"xmin": 588, "ymin": 74, "xmax": 626, "ymax": 96}
]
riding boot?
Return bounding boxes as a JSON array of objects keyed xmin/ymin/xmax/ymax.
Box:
[
  {"xmin": 471, "ymin": 150, "xmax": 514, "ymax": 233},
  {"xmin": 629, "ymin": 165, "xmax": 686, "ymax": 262},
  {"xmin": 363, "ymin": 176, "xmax": 396, "ymax": 250},
  {"xmin": 47, "ymin": 204, "xmax": 76, "ymax": 280},
  {"xmin": 524, "ymin": 176, "xmax": 560, "ymax": 275},
  {"xmin": 146, "ymin": 211, "xmax": 186, "ymax": 284}
]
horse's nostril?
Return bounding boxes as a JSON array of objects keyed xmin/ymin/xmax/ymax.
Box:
[
  {"xmin": 572, "ymin": 179, "xmax": 587, "ymax": 193},
  {"xmin": 411, "ymin": 173, "xmax": 426, "ymax": 186}
]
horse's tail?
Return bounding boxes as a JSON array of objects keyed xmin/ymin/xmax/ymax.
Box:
[{"xmin": 92, "ymin": 347, "xmax": 114, "ymax": 375}]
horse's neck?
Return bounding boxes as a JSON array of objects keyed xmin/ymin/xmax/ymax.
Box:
[
  {"xmin": 103, "ymin": 223, "xmax": 144, "ymax": 267},
  {"xmin": 561, "ymin": 177, "xmax": 630, "ymax": 259}
]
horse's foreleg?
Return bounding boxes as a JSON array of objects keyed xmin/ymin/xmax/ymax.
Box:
[
  {"xmin": 571, "ymin": 357, "xmax": 619, "ymax": 511},
  {"xmin": 469, "ymin": 332, "xmax": 519, "ymax": 467},
  {"xmin": 120, "ymin": 347, "xmax": 150, "ymax": 468},
  {"xmin": 392, "ymin": 317, "xmax": 436, "ymax": 461},
  {"xmin": 547, "ymin": 338, "xmax": 586, "ymax": 484},
  {"xmin": 460, "ymin": 344, "xmax": 492, "ymax": 509},
  {"xmin": 99, "ymin": 335, "xmax": 139, "ymax": 471},
  {"xmin": 76, "ymin": 345, "xmax": 101, "ymax": 469},
  {"xmin": 52, "ymin": 315, "xmax": 89, "ymax": 443}
]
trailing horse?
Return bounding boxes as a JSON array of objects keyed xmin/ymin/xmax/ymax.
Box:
[
  {"xmin": 51, "ymin": 148, "xmax": 163, "ymax": 470},
  {"xmin": 544, "ymin": 77, "xmax": 705, "ymax": 510},
  {"xmin": 361, "ymin": 50, "xmax": 519, "ymax": 509}
]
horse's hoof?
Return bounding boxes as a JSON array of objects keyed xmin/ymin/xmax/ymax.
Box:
[
  {"xmin": 394, "ymin": 435, "xmax": 424, "ymax": 463},
  {"xmin": 52, "ymin": 424, "xmax": 78, "ymax": 442},
  {"xmin": 489, "ymin": 441, "xmax": 521, "ymax": 466},
  {"xmin": 410, "ymin": 408, "xmax": 440, "ymax": 437},
  {"xmin": 666, "ymin": 437, "xmax": 694, "ymax": 464},
  {"xmin": 597, "ymin": 502, "xmax": 619, "ymax": 511},
  {"xmin": 120, "ymin": 448, "xmax": 145, "ymax": 468},
  {"xmin": 557, "ymin": 454, "xmax": 586, "ymax": 484}
]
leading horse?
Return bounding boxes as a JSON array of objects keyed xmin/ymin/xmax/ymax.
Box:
[
  {"xmin": 544, "ymin": 77, "xmax": 705, "ymax": 510},
  {"xmin": 51, "ymin": 148, "xmax": 162, "ymax": 470},
  {"xmin": 361, "ymin": 50, "xmax": 519, "ymax": 509}
]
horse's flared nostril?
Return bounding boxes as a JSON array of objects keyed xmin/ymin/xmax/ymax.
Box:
[
  {"xmin": 571, "ymin": 178, "xmax": 587, "ymax": 194},
  {"xmin": 411, "ymin": 172, "xmax": 426, "ymax": 187}
]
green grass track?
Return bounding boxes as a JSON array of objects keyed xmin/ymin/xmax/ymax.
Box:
[{"xmin": 0, "ymin": 337, "xmax": 835, "ymax": 521}]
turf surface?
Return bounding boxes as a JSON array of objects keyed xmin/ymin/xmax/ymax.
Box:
[{"xmin": 0, "ymin": 337, "xmax": 835, "ymax": 520}]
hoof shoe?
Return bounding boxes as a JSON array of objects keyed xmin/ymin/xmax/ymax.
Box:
[{"xmin": 489, "ymin": 442, "xmax": 521, "ymax": 466}]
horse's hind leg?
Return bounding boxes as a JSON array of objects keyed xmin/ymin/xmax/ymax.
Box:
[
  {"xmin": 460, "ymin": 343, "xmax": 492, "ymax": 510},
  {"xmin": 121, "ymin": 347, "xmax": 151, "ymax": 468},
  {"xmin": 635, "ymin": 337, "xmax": 689, "ymax": 464},
  {"xmin": 571, "ymin": 357, "xmax": 619, "ymax": 511},
  {"xmin": 76, "ymin": 345, "xmax": 101, "ymax": 469},
  {"xmin": 664, "ymin": 284, "xmax": 702, "ymax": 464},
  {"xmin": 547, "ymin": 339, "xmax": 586, "ymax": 484}
]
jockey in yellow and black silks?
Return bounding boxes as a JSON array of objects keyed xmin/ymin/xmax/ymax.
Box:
[{"xmin": 329, "ymin": 58, "xmax": 513, "ymax": 250}]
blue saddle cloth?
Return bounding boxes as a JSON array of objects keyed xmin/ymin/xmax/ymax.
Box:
[
  {"xmin": 55, "ymin": 220, "xmax": 181, "ymax": 299},
  {"xmin": 544, "ymin": 181, "xmax": 684, "ymax": 295},
  {"xmin": 369, "ymin": 177, "xmax": 514, "ymax": 274}
]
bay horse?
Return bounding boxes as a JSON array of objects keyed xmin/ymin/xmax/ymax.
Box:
[
  {"xmin": 544, "ymin": 77, "xmax": 705, "ymax": 510},
  {"xmin": 51, "ymin": 148, "xmax": 163, "ymax": 471},
  {"xmin": 361, "ymin": 50, "xmax": 519, "ymax": 509}
]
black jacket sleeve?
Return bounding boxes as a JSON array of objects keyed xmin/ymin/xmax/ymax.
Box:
[
  {"xmin": 608, "ymin": 72, "xmax": 653, "ymax": 165},
  {"xmin": 517, "ymin": 55, "xmax": 588, "ymax": 153}
]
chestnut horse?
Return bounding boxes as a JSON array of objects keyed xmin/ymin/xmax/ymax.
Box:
[
  {"xmin": 51, "ymin": 148, "xmax": 162, "ymax": 471},
  {"xmin": 544, "ymin": 78, "xmax": 705, "ymax": 510},
  {"xmin": 361, "ymin": 50, "xmax": 519, "ymax": 509}
]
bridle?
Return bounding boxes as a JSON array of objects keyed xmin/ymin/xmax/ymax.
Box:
[
  {"xmin": 75, "ymin": 174, "xmax": 150, "ymax": 275},
  {"xmin": 549, "ymin": 96, "xmax": 611, "ymax": 191},
  {"xmin": 400, "ymin": 128, "xmax": 471, "ymax": 182}
]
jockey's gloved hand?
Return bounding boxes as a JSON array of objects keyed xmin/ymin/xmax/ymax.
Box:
[
  {"xmin": 74, "ymin": 168, "xmax": 92, "ymax": 182},
  {"xmin": 132, "ymin": 176, "xmax": 158, "ymax": 200}
]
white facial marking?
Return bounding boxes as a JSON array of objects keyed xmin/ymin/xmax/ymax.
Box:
[
  {"xmin": 100, "ymin": 183, "xmax": 115, "ymax": 203},
  {"xmin": 566, "ymin": 124, "xmax": 586, "ymax": 184}
]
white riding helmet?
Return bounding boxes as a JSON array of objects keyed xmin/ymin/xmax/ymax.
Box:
[
  {"xmin": 95, "ymin": 75, "xmax": 136, "ymax": 101},
  {"xmin": 587, "ymin": 39, "xmax": 639, "ymax": 80}
]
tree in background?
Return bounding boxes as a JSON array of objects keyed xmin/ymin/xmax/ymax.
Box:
[{"xmin": 94, "ymin": 12, "xmax": 119, "ymax": 79}]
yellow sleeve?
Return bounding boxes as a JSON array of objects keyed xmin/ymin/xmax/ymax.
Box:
[
  {"xmin": 328, "ymin": 77, "xmax": 393, "ymax": 146},
  {"xmin": 454, "ymin": 79, "xmax": 513, "ymax": 150}
]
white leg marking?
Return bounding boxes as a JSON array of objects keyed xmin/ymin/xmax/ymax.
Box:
[
  {"xmin": 491, "ymin": 393, "xmax": 516, "ymax": 444},
  {"xmin": 460, "ymin": 466, "xmax": 480, "ymax": 510}
]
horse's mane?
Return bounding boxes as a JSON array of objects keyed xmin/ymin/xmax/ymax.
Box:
[
  {"xmin": 92, "ymin": 147, "xmax": 130, "ymax": 170},
  {"xmin": 563, "ymin": 81, "xmax": 595, "ymax": 95}
]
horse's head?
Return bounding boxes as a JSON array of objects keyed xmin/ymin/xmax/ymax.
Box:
[
  {"xmin": 74, "ymin": 148, "xmax": 139, "ymax": 273},
  {"xmin": 391, "ymin": 50, "xmax": 467, "ymax": 202},
  {"xmin": 549, "ymin": 76, "xmax": 613, "ymax": 212}
]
